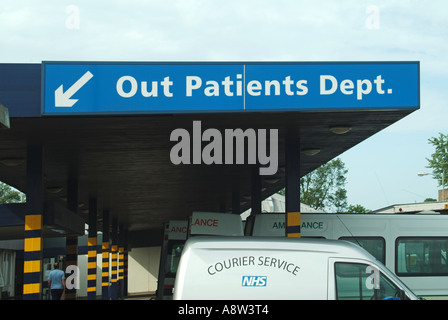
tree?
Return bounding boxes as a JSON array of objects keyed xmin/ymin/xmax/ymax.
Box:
[
  {"xmin": 300, "ymin": 158, "xmax": 348, "ymax": 212},
  {"xmin": 426, "ymin": 132, "xmax": 448, "ymax": 188},
  {"xmin": 0, "ymin": 181, "xmax": 25, "ymax": 204},
  {"xmin": 278, "ymin": 158, "xmax": 370, "ymax": 213},
  {"xmin": 345, "ymin": 204, "xmax": 371, "ymax": 213}
]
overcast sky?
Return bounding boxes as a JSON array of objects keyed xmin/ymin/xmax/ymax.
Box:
[{"xmin": 1, "ymin": 0, "xmax": 447, "ymax": 210}]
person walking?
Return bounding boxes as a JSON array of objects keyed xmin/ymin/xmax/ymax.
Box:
[{"xmin": 48, "ymin": 261, "xmax": 66, "ymax": 300}]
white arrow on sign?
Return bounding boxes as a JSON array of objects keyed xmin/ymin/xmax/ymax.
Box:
[{"xmin": 54, "ymin": 71, "xmax": 94, "ymax": 107}]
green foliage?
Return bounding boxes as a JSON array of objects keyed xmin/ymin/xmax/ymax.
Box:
[
  {"xmin": 426, "ymin": 132, "xmax": 448, "ymax": 187},
  {"xmin": 0, "ymin": 181, "xmax": 25, "ymax": 204},
  {"xmin": 300, "ymin": 158, "xmax": 348, "ymax": 212},
  {"xmin": 345, "ymin": 204, "xmax": 371, "ymax": 213},
  {"xmin": 278, "ymin": 158, "xmax": 370, "ymax": 213}
]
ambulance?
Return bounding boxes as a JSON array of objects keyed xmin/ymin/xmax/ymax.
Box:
[
  {"xmin": 250, "ymin": 213, "xmax": 448, "ymax": 298},
  {"xmin": 156, "ymin": 220, "xmax": 188, "ymax": 299}
]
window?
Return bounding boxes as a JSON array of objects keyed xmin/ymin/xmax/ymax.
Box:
[
  {"xmin": 339, "ymin": 237, "xmax": 385, "ymax": 264},
  {"xmin": 396, "ymin": 237, "xmax": 448, "ymax": 276},
  {"xmin": 165, "ymin": 241, "xmax": 184, "ymax": 276},
  {"xmin": 0, "ymin": 250, "xmax": 13, "ymax": 287},
  {"xmin": 335, "ymin": 262, "xmax": 406, "ymax": 300},
  {"xmin": 169, "ymin": 244, "xmax": 183, "ymax": 273}
]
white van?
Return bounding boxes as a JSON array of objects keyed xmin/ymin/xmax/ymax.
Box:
[{"xmin": 173, "ymin": 236, "xmax": 419, "ymax": 300}]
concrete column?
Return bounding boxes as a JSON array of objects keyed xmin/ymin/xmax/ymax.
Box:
[
  {"xmin": 65, "ymin": 178, "xmax": 78, "ymax": 300},
  {"xmin": 110, "ymin": 218, "xmax": 118, "ymax": 300},
  {"xmin": 245, "ymin": 167, "xmax": 261, "ymax": 236},
  {"xmin": 122, "ymin": 228, "xmax": 128, "ymax": 298},
  {"xmin": 101, "ymin": 210, "xmax": 110, "ymax": 300},
  {"xmin": 251, "ymin": 166, "xmax": 261, "ymax": 216},
  {"xmin": 64, "ymin": 236, "xmax": 78, "ymax": 300},
  {"xmin": 118, "ymin": 224, "xmax": 125, "ymax": 299},
  {"xmin": 23, "ymin": 146, "xmax": 44, "ymax": 300},
  {"xmin": 87, "ymin": 198, "xmax": 97, "ymax": 300},
  {"xmin": 285, "ymin": 131, "xmax": 301, "ymax": 237}
]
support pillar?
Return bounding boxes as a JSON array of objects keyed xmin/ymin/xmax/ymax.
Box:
[
  {"xmin": 87, "ymin": 198, "xmax": 97, "ymax": 300},
  {"xmin": 23, "ymin": 146, "xmax": 43, "ymax": 300},
  {"xmin": 123, "ymin": 228, "xmax": 128, "ymax": 298},
  {"xmin": 23, "ymin": 214, "xmax": 43, "ymax": 300},
  {"xmin": 285, "ymin": 130, "xmax": 301, "ymax": 237},
  {"xmin": 110, "ymin": 218, "xmax": 118, "ymax": 300},
  {"xmin": 245, "ymin": 167, "xmax": 261, "ymax": 236},
  {"xmin": 118, "ymin": 224, "xmax": 125, "ymax": 299},
  {"xmin": 124, "ymin": 250, "xmax": 128, "ymax": 297},
  {"xmin": 101, "ymin": 210, "xmax": 110, "ymax": 300},
  {"xmin": 251, "ymin": 166, "xmax": 262, "ymax": 216},
  {"xmin": 65, "ymin": 236, "xmax": 78, "ymax": 300},
  {"xmin": 65, "ymin": 178, "xmax": 78, "ymax": 300}
]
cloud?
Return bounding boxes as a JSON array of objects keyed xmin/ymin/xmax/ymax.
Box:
[
  {"xmin": 0, "ymin": 0, "xmax": 447, "ymax": 66},
  {"xmin": 0, "ymin": 0, "xmax": 446, "ymax": 211}
]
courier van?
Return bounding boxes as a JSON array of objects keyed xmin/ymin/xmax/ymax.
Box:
[{"xmin": 173, "ymin": 236, "xmax": 419, "ymax": 300}]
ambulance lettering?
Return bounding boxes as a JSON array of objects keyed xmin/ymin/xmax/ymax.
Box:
[
  {"xmin": 271, "ymin": 221, "xmax": 324, "ymax": 230},
  {"xmin": 191, "ymin": 218, "xmax": 219, "ymax": 227},
  {"xmin": 170, "ymin": 226, "xmax": 188, "ymax": 233}
]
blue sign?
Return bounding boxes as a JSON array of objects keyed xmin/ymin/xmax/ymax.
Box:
[{"xmin": 42, "ymin": 62, "xmax": 419, "ymax": 115}]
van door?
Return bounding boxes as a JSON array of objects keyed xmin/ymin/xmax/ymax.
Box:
[{"xmin": 327, "ymin": 258, "xmax": 409, "ymax": 300}]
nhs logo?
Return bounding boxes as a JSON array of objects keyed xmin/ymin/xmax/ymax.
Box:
[{"xmin": 242, "ymin": 276, "xmax": 267, "ymax": 287}]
